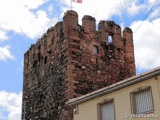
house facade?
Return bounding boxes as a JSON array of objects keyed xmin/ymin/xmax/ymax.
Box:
[{"xmin": 67, "ymin": 67, "xmax": 160, "ymax": 120}]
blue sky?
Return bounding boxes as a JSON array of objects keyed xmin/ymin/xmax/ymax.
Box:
[{"xmin": 0, "ymin": 0, "xmax": 160, "ymax": 119}]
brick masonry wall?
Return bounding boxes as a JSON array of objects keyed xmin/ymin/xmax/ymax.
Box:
[{"xmin": 22, "ymin": 10, "xmax": 135, "ymax": 120}]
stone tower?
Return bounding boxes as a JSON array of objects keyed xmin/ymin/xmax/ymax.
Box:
[{"xmin": 22, "ymin": 10, "xmax": 135, "ymax": 120}]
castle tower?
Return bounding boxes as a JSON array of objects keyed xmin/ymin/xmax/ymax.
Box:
[{"xmin": 22, "ymin": 10, "xmax": 135, "ymax": 120}]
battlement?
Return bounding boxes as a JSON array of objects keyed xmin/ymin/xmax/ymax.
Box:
[
  {"xmin": 24, "ymin": 10, "xmax": 134, "ymax": 69},
  {"xmin": 22, "ymin": 10, "xmax": 135, "ymax": 120}
]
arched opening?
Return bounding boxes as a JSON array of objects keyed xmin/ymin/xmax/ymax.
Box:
[{"xmin": 108, "ymin": 35, "xmax": 112, "ymax": 43}]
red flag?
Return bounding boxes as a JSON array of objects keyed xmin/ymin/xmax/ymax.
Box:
[{"xmin": 72, "ymin": 0, "xmax": 82, "ymax": 3}]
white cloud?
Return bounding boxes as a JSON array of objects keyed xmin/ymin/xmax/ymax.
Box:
[
  {"xmin": 131, "ymin": 18, "xmax": 160, "ymax": 71},
  {"xmin": 0, "ymin": 45, "xmax": 14, "ymax": 61},
  {"xmin": 0, "ymin": 0, "xmax": 158, "ymax": 41},
  {"xmin": 60, "ymin": 0, "xmax": 149, "ymax": 24},
  {"xmin": 0, "ymin": 91, "xmax": 22, "ymax": 120},
  {"xmin": 0, "ymin": 111, "xmax": 5, "ymax": 120},
  {"xmin": 0, "ymin": 30, "xmax": 8, "ymax": 42},
  {"xmin": 126, "ymin": 1, "xmax": 145, "ymax": 16},
  {"xmin": 48, "ymin": 4, "xmax": 53, "ymax": 13},
  {"xmin": 60, "ymin": 0, "xmax": 124, "ymax": 23},
  {"xmin": 60, "ymin": 0, "xmax": 160, "ymax": 25},
  {"xmin": 148, "ymin": 8, "xmax": 160, "ymax": 20},
  {"xmin": 0, "ymin": 0, "xmax": 57, "ymax": 40}
]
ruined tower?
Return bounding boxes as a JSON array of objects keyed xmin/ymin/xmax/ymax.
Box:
[{"xmin": 22, "ymin": 10, "xmax": 135, "ymax": 120}]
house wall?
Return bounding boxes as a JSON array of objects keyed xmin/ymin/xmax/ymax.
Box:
[{"xmin": 74, "ymin": 75, "xmax": 160, "ymax": 120}]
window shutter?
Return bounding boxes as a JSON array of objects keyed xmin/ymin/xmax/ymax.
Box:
[
  {"xmin": 101, "ymin": 101, "xmax": 115, "ymax": 120},
  {"xmin": 134, "ymin": 89, "xmax": 153, "ymax": 114}
]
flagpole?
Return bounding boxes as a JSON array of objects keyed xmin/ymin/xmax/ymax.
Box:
[
  {"xmin": 121, "ymin": 0, "xmax": 124, "ymax": 30},
  {"xmin": 70, "ymin": 0, "xmax": 72, "ymax": 10}
]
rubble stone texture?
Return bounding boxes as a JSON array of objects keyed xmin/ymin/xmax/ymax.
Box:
[{"xmin": 22, "ymin": 10, "xmax": 135, "ymax": 120}]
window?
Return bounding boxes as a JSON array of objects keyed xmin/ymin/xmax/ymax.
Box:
[
  {"xmin": 44, "ymin": 56, "xmax": 47, "ymax": 64},
  {"xmin": 131, "ymin": 87, "xmax": 153, "ymax": 114},
  {"xmin": 94, "ymin": 46, "xmax": 99, "ymax": 54},
  {"xmin": 108, "ymin": 36, "xmax": 112, "ymax": 43},
  {"xmin": 99, "ymin": 100, "xmax": 115, "ymax": 120},
  {"xmin": 96, "ymin": 58, "xmax": 98, "ymax": 64}
]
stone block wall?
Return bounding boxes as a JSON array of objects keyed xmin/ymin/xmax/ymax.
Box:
[{"xmin": 22, "ymin": 10, "xmax": 135, "ymax": 120}]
